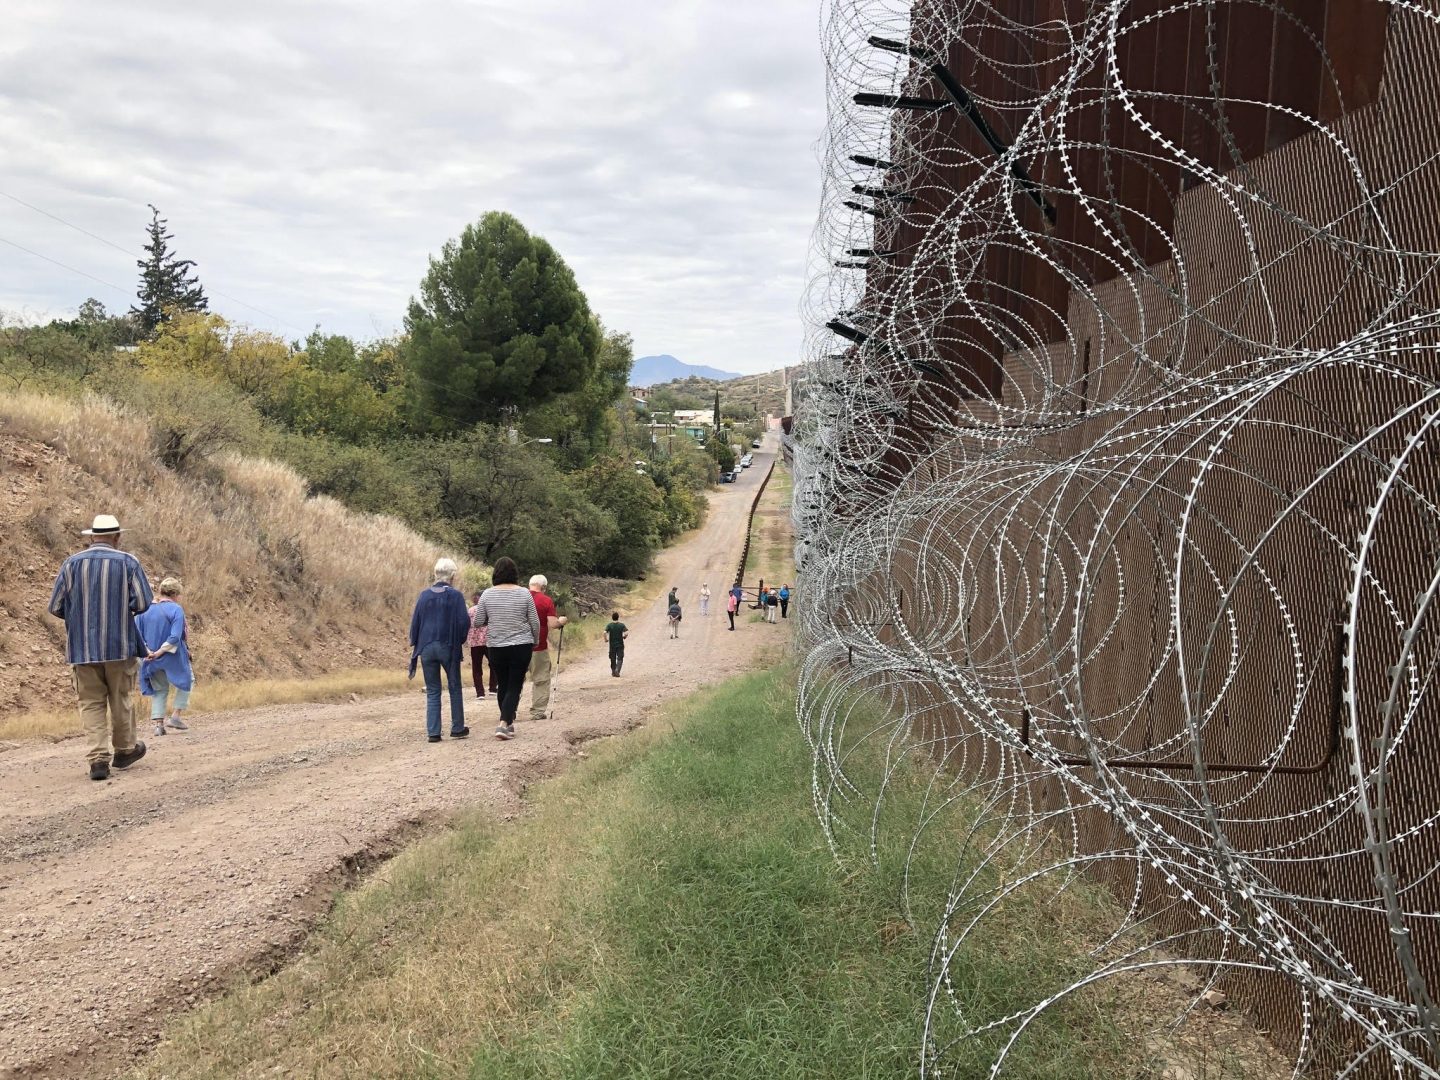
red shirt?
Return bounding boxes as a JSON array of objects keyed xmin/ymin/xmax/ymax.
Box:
[{"xmin": 530, "ymin": 589, "xmax": 557, "ymax": 651}]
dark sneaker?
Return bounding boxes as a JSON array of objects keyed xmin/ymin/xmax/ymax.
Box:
[
  {"xmin": 112, "ymin": 742, "xmax": 147, "ymax": 769},
  {"xmin": 153, "ymin": 723, "xmax": 167, "ymax": 737},
  {"xmin": 166, "ymin": 716, "xmax": 189, "ymax": 731},
  {"xmin": 89, "ymin": 760, "xmax": 110, "ymax": 781},
  {"xmin": 428, "ymin": 735, "xmax": 442, "ymax": 743},
  {"xmin": 494, "ymin": 724, "xmax": 515, "ymax": 741},
  {"xmin": 451, "ymin": 727, "xmax": 470, "ymax": 739}
]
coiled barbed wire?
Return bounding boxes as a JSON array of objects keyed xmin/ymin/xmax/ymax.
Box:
[{"xmin": 796, "ymin": 2, "xmax": 1440, "ymax": 1076}]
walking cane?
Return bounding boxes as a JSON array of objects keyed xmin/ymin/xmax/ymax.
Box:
[{"xmin": 547, "ymin": 624, "xmax": 565, "ymax": 720}]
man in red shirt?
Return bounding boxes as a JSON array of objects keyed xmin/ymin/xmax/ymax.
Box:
[{"xmin": 527, "ymin": 574, "xmax": 567, "ymax": 721}]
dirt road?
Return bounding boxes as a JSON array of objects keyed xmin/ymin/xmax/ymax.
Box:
[{"xmin": 0, "ymin": 438, "xmax": 790, "ymax": 1079}]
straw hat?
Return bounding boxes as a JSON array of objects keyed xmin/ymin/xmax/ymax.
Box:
[{"xmin": 80, "ymin": 514, "xmax": 124, "ymax": 536}]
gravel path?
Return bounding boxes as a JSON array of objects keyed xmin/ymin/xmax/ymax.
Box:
[{"xmin": 0, "ymin": 439, "xmax": 789, "ymax": 1079}]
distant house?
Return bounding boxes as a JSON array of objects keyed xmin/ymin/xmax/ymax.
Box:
[{"xmin": 672, "ymin": 409, "xmax": 714, "ymax": 427}]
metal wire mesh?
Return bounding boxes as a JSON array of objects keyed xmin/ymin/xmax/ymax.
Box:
[{"xmin": 795, "ymin": 2, "xmax": 1440, "ymax": 1075}]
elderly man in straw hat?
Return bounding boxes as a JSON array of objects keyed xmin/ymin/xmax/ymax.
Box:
[{"xmin": 47, "ymin": 514, "xmax": 154, "ymax": 781}]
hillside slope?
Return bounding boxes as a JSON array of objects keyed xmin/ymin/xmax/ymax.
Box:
[
  {"xmin": 647, "ymin": 366, "xmax": 791, "ymax": 419},
  {"xmin": 0, "ymin": 393, "xmax": 467, "ymax": 720}
]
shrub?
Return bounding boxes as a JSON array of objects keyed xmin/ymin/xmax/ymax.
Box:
[{"xmin": 110, "ymin": 370, "xmax": 263, "ymax": 471}]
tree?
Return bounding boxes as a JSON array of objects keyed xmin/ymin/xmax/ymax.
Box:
[
  {"xmin": 410, "ymin": 426, "xmax": 614, "ymax": 573},
  {"xmin": 524, "ymin": 325, "xmax": 634, "ymax": 468},
  {"xmin": 403, "ymin": 211, "xmax": 601, "ymax": 432},
  {"xmin": 136, "ymin": 312, "xmax": 296, "ymax": 402},
  {"xmin": 132, "ymin": 205, "xmax": 208, "ymax": 335},
  {"xmin": 708, "ymin": 437, "xmax": 736, "ymax": 474},
  {"xmin": 581, "ymin": 458, "xmax": 665, "ymax": 578}
]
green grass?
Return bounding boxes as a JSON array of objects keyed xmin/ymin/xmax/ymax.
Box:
[{"xmin": 135, "ymin": 666, "xmax": 1139, "ymax": 1079}]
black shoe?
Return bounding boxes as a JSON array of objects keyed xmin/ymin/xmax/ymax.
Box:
[
  {"xmin": 112, "ymin": 742, "xmax": 146, "ymax": 769},
  {"xmin": 428, "ymin": 735, "xmax": 442, "ymax": 743},
  {"xmin": 451, "ymin": 727, "xmax": 470, "ymax": 739},
  {"xmin": 89, "ymin": 760, "xmax": 110, "ymax": 781}
]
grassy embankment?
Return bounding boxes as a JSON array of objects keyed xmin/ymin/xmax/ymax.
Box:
[
  {"xmin": 0, "ymin": 391, "xmax": 663, "ymax": 742},
  {"xmin": 134, "ymin": 663, "xmax": 1139, "ymax": 1079}
]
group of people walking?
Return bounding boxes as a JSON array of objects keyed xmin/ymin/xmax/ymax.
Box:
[
  {"xmin": 408, "ymin": 556, "xmax": 567, "ymax": 742},
  {"xmin": 47, "ymin": 512, "xmax": 796, "ymax": 780},
  {"xmin": 48, "ymin": 514, "xmax": 196, "ymax": 781}
]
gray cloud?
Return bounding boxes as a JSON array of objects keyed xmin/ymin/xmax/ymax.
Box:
[{"xmin": 1, "ymin": 0, "xmax": 825, "ymax": 373}]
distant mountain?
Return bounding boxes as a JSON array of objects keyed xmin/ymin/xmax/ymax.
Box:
[{"xmin": 631, "ymin": 354, "xmax": 741, "ymax": 386}]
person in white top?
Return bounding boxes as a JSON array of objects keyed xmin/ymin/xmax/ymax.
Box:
[{"xmin": 699, "ymin": 583, "xmax": 711, "ymax": 616}]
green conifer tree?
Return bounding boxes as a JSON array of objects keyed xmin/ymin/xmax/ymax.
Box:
[{"xmin": 132, "ymin": 205, "xmax": 208, "ymax": 335}]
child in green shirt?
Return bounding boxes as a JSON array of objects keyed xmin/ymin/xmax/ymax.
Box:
[{"xmin": 604, "ymin": 612, "xmax": 629, "ymax": 677}]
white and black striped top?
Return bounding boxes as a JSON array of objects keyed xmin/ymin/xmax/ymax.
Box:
[{"xmin": 472, "ymin": 584, "xmax": 541, "ymax": 648}]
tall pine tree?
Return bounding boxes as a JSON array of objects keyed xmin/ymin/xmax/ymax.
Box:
[{"xmin": 132, "ymin": 205, "xmax": 207, "ymax": 335}]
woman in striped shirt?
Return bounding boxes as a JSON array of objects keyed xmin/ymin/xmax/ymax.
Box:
[{"xmin": 471, "ymin": 556, "xmax": 541, "ymax": 740}]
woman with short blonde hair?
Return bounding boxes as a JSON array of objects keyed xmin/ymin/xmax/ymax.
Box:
[{"xmin": 137, "ymin": 576, "xmax": 194, "ymax": 735}]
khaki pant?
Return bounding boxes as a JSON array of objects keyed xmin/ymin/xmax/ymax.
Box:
[
  {"xmin": 527, "ymin": 647, "xmax": 553, "ymax": 720},
  {"xmin": 72, "ymin": 659, "xmax": 138, "ymax": 765}
]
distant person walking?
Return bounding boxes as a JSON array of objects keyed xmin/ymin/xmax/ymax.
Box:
[
  {"xmin": 604, "ymin": 612, "xmax": 629, "ymax": 677},
  {"xmin": 526, "ymin": 575, "xmax": 567, "ymax": 722},
  {"xmin": 668, "ymin": 596, "xmax": 683, "ymax": 639},
  {"xmin": 667, "ymin": 587, "xmax": 679, "ymax": 610},
  {"xmin": 473, "ymin": 557, "xmax": 541, "ymax": 740},
  {"xmin": 137, "ymin": 577, "xmax": 193, "ymax": 737},
  {"xmin": 779, "ymin": 584, "xmax": 791, "ymax": 619},
  {"xmin": 699, "ymin": 583, "xmax": 711, "ymax": 617},
  {"xmin": 726, "ymin": 588, "xmax": 738, "ymax": 631},
  {"xmin": 409, "ymin": 558, "xmax": 471, "ymax": 743},
  {"xmin": 47, "ymin": 514, "xmax": 153, "ymax": 781},
  {"xmin": 466, "ymin": 592, "xmax": 493, "ymax": 699}
]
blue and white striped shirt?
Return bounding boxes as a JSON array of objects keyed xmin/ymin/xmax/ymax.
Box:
[{"xmin": 48, "ymin": 544, "xmax": 154, "ymax": 665}]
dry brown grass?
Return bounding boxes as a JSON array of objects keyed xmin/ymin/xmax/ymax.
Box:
[
  {"xmin": 0, "ymin": 668, "xmax": 412, "ymax": 743},
  {"xmin": 2, "ymin": 391, "xmax": 474, "ymax": 610},
  {"xmin": 0, "ymin": 391, "xmax": 482, "ymax": 724}
]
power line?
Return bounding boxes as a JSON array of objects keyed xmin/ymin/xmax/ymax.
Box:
[
  {"xmin": 0, "ymin": 233, "xmax": 130, "ymax": 296},
  {"xmin": 0, "ymin": 188, "xmax": 310, "ymax": 334}
]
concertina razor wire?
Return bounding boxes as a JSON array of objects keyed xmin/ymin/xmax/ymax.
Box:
[{"xmin": 794, "ymin": 1, "xmax": 1440, "ymax": 1076}]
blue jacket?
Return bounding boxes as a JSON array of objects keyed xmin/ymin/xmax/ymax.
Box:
[
  {"xmin": 409, "ymin": 583, "xmax": 470, "ymax": 670},
  {"xmin": 137, "ymin": 600, "xmax": 193, "ymax": 692}
]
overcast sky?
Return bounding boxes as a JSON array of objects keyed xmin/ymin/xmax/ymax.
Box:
[{"xmin": 1, "ymin": 1, "xmax": 826, "ymax": 375}]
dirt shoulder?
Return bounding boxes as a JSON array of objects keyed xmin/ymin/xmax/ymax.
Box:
[{"xmin": 0, "ymin": 437, "xmax": 792, "ymax": 1079}]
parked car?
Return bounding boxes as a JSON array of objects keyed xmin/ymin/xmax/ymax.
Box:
[
  {"xmin": 740, "ymin": 454, "xmax": 754, "ymax": 468},
  {"xmin": 751, "ymin": 439, "xmax": 762, "ymax": 449},
  {"xmin": 720, "ymin": 469, "xmax": 738, "ymax": 483}
]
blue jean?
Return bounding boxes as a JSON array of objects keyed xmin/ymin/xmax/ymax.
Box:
[
  {"xmin": 419, "ymin": 641, "xmax": 465, "ymax": 737},
  {"xmin": 146, "ymin": 669, "xmax": 191, "ymax": 719}
]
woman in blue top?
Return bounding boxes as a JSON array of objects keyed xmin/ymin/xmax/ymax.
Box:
[
  {"xmin": 409, "ymin": 557, "xmax": 472, "ymax": 743},
  {"xmin": 137, "ymin": 576, "xmax": 194, "ymax": 736}
]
